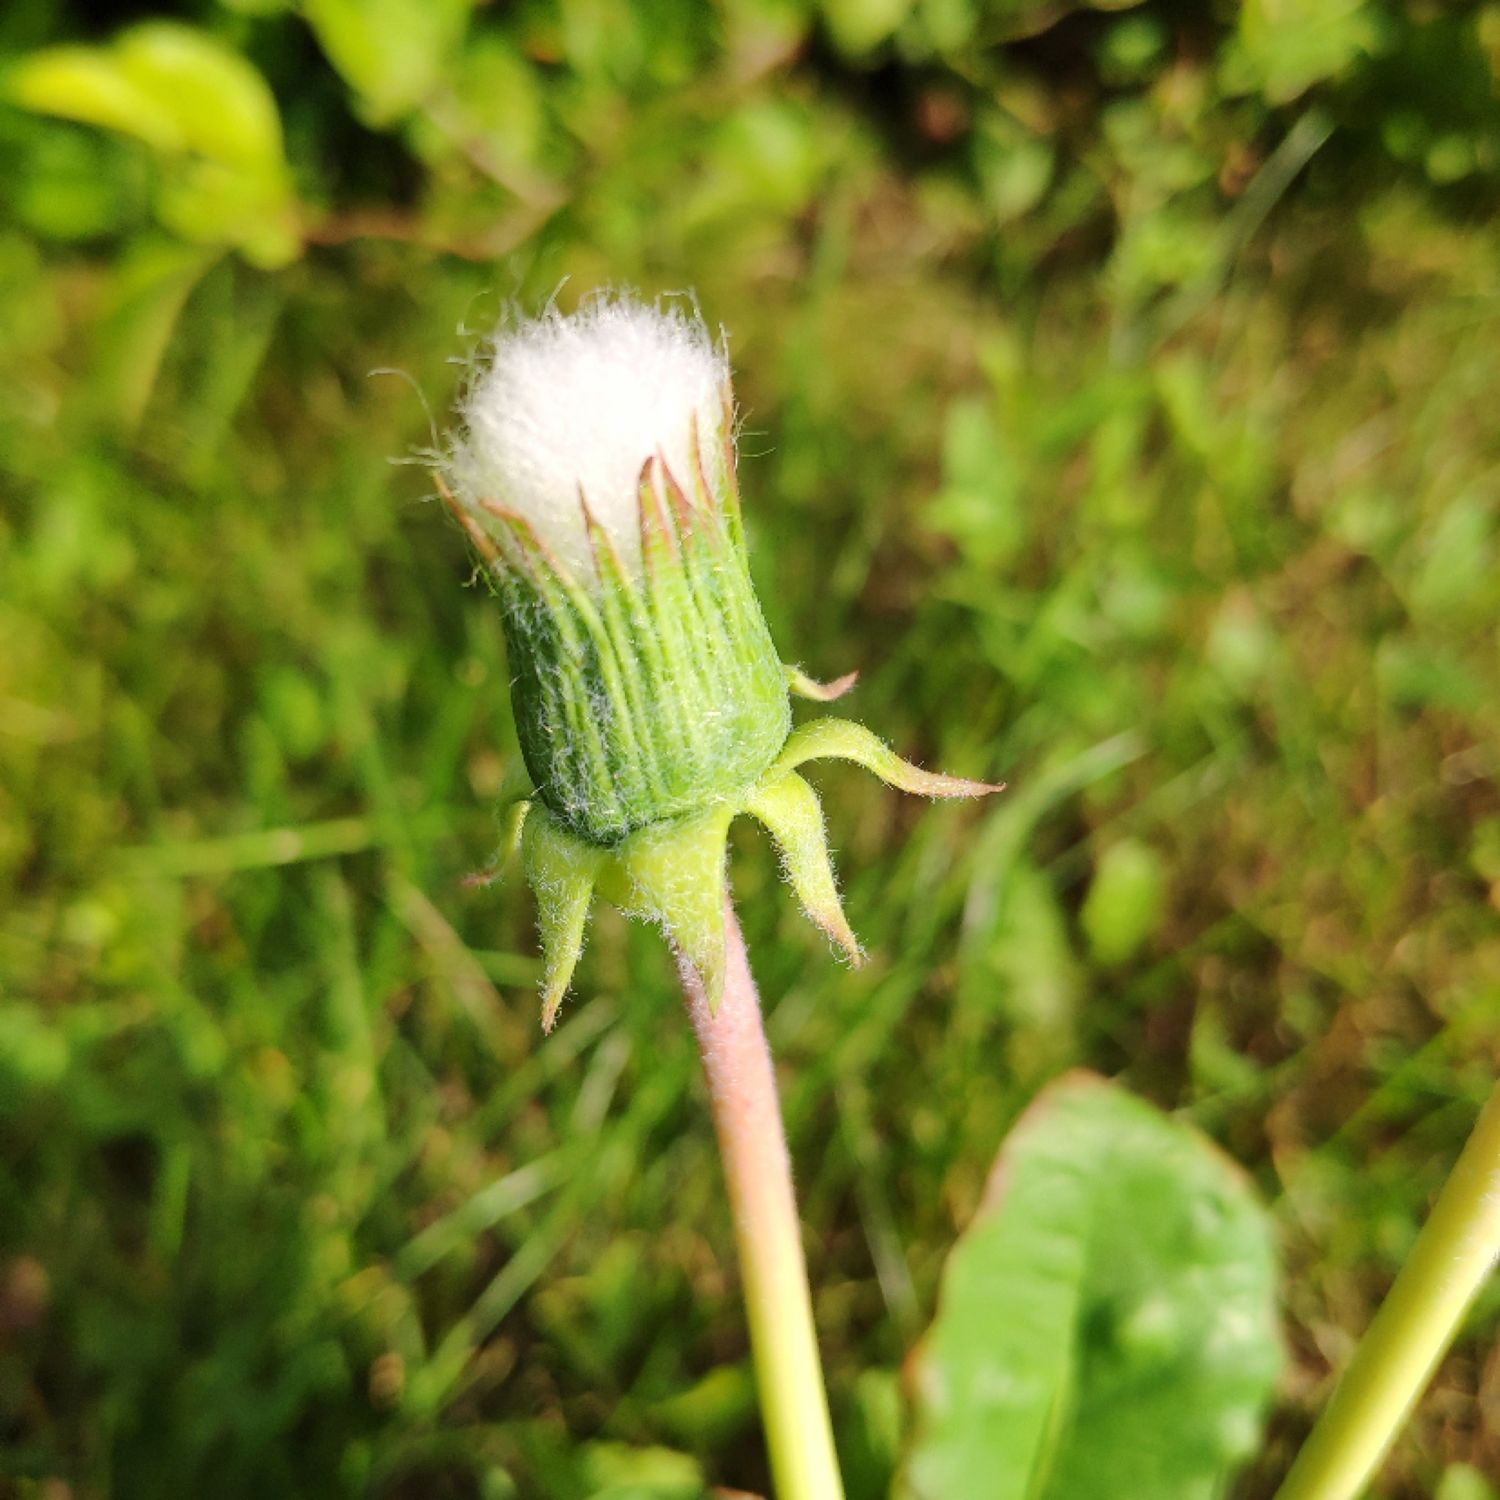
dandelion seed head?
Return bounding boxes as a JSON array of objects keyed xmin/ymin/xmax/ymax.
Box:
[{"xmin": 449, "ymin": 291, "xmax": 731, "ymax": 578}]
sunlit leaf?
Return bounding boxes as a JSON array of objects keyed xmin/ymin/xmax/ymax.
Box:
[
  {"xmin": 303, "ymin": 0, "xmax": 473, "ymax": 125},
  {"xmin": 4, "ymin": 23, "xmax": 299, "ymax": 265},
  {"xmin": 903, "ymin": 1074, "xmax": 1282, "ymax": 1500},
  {"xmin": 5, "ymin": 46, "xmax": 184, "ymax": 151}
]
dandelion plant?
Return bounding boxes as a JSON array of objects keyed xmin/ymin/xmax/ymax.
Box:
[{"xmin": 436, "ymin": 292, "xmax": 996, "ymax": 1499}]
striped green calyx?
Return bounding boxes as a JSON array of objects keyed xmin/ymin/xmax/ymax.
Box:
[
  {"xmin": 479, "ymin": 428, "xmax": 788, "ymax": 847},
  {"xmin": 442, "ymin": 295, "xmax": 999, "ymax": 1028}
]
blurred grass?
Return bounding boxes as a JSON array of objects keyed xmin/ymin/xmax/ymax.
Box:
[{"xmin": 2, "ymin": 1, "xmax": 1499, "ymax": 1496}]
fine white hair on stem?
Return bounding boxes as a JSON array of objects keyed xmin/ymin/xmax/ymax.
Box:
[{"xmin": 447, "ymin": 291, "xmax": 732, "ymax": 581}]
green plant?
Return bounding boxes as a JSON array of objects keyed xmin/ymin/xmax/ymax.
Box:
[
  {"xmin": 428, "ymin": 292, "xmax": 1500, "ymax": 1499},
  {"xmin": 1275, "ymin": 1086, "xmax": 1500, "ymax": 1500},
  {"xmin": 5, "ymin": 2, "xmax": 1500, "ymax": 1497},
  {"xmin": 435, "ymin": 294, "xmax": 995, "ymax": 1498}
]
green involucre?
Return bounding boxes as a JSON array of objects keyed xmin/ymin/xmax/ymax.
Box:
[
  {"xmin": 443, "ymin": 441, "xmax": 998, "ymax": 1026},
  {"xmin": 489, "ymin": 462, "xmax": 789, "ymax": 848},
  {"xmin": 502, "ymin": 713, "xmax": 998, "ymax": 1028}
]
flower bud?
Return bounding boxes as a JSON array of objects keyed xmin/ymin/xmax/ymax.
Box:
[
  {"xmin": 446, "ymin": 295, "xmax": 789, "ymax": 847},
  {"xmin": 439, "ymin": 292, "xmax": 999, "ymax": 1028}
]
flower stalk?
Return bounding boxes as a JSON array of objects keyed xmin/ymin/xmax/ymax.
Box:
[
  {"xmin": 1275, "ymin": 1081, "xmax": 1500, "ymax": 1500},
  {"xmin": 680, "ymin": 901, "xmax": 845, "ymax": 1500},
  {"xmin": 436, "ymin": 291, "xmax": 998, "ymax": 1496}
]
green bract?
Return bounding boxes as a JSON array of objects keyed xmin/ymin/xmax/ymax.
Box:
[
  {"xmin": 443, "ymin": 296, "xmax": 996, "ymax": 1028},
  {"xmin": 488, "ymin": 433, "xmax": 789, "ymax": 846}
]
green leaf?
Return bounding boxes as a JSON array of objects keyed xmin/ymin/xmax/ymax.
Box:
[
  {"xmin": 578, "ymin": 1440, "xmax": 705, "ymax": 1499},
  {"xmin": 4, "ymin": 24, "xmax": 299, "ymax": 266},
  {"xmin": 303, "ymin": 0, "xmax": 473, "ymax": 125},
  {"xmin": 111, "ymin": 22, "xmax": 288, "ymax": 170},
  {"xmin": 93, "ymin": 238, "xmax": 223, "ymax": 432},
  {"xmin": 6, "ymin": 24, "xmax": 286, "ymax": 171},
  {"xmin": 1437, "ymin": 1465, "xmax": 1500, "ymax": 1500},
  {"xmin": 818, "ymin": 0, "xmax": 915, "ymax": 57},
  {"xmin": 5, "ymin": 46, "xmax": 184, "ymax": 151},
  {"xmin": 902, "ymin": 1074, "xmax": 1282, "ymax": 1500},
  {"xmin": 1079, "ymin": 838, "xmax": 1167, "ymax": 966},
  {"xmin": 1230, "ymin": 0, "xmax": 1384, "ymax": 104},
  {"xmin": 153, "ymin": 154, "xmax": 298, "ymax": 268}
]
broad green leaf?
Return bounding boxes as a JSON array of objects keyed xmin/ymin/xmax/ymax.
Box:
[
  {"xmin": 303, "ymin": 0, "xmax": 473, "ymax": 125},
  {"xmin": 903, "ymin": 1074, "xmax": 1282, "ymax": 1500},
  {"xmin": 5, "ymin": 24, "xmax": 286, "ymax": 170},
  {"xmin": 1437, "ymin": 1465, "xmax": 1499, "ymax": 1500},
  {"xmin": 6, "ymin": 45, "xmax": 185, "ymax": 149},
  {"xmin": 4, "ymin": 24, "xmax": 299, "ymax": 265},
  {"xmin": 1230, "ymin": 0, "xmax": 1384, "ymax": 104},
  {"xmin": 113, "ymin": 22, "xmax": 287, "ymax": 170},
  {"xmin": 819, "ymin": 0, "xmax": 915, "ymax": 57},
  {"xmin": 154, "ymin": 154, "xmax": 299, "ymax": 268}
]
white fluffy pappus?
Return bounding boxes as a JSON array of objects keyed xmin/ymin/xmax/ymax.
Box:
[{"xmin": 448, "ymin": 293, "xmax": 733, "ymax": 581}]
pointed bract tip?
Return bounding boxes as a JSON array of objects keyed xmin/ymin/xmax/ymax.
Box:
[
  {"xmin": 744, "ymin": 769, "xmax": 866, "ymax": 967},
  {"xmin": 785, "ymin": 665, "xmax": 860, "ymax": 702},
  {"xmin": 771, "ymin": 717, "xmax": 1003, "ymax": 801},
  {"xmin": 521, "ymin": 806, "xmax": 603, "ymax": 1037},
  {"xmin": 540, "ymin": 984, "xmax": 566, "ymax": 1033},
  {"xmin": 901, "ymin": 770, "xmax": 1006, "ymax": 800}
]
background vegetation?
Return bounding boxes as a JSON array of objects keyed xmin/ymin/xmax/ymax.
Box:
[{"xmin": 2, "ymin": 0, "xmax": 1499, "ymax": 1495}]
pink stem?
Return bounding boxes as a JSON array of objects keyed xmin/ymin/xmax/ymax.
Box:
[{"xmin": 679, "ymin": 904, "xmax": 846, "ymax": 1500}]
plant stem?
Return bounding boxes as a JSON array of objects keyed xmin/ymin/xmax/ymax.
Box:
[
  {"xmin": 1275, "ymin": 1082, "xmax": 1500, "ymax": 1500},
  {"xmin": 679, "ymin": 902, "xmax": 846, "ymax": 1500}
]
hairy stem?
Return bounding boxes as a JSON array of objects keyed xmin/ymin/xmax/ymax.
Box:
[
  {"xmin": 680, "ymin": 903, "xmax": 846, "ymax": 1500},
  {"xmin": 1275, "ymin": 1082, "xmax": 1500, "ymax": 1500}
]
